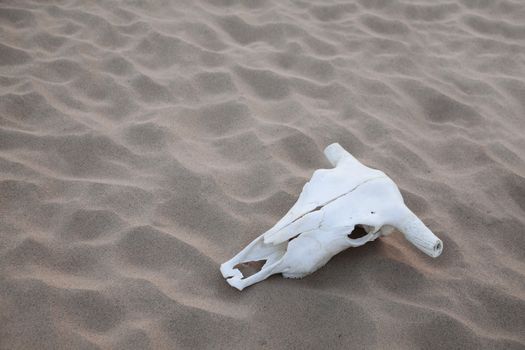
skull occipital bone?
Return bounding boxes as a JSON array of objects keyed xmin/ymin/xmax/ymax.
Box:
[{"xmin": 220, "ymin": 143, "xmax": 443, "ymax": 290}]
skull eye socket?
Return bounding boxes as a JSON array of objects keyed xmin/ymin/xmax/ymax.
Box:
[{"xmin": 347, "ymin": 224, "xmax": 370, "ymax": 239}]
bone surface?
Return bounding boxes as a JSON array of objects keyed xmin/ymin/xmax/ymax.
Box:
[{"xmin": 221, "ymin": 143, "xmax": 443, "ymax": 290}]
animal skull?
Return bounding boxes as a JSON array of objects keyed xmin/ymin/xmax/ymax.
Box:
[{"xmin": 220, "ymin": 143, "xmax": 443, "ymax": 290}]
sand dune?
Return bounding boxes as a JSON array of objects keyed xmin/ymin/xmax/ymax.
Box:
[{"xmin": 1, "ymin": 0, "xmax": 524, "ymax": 349}]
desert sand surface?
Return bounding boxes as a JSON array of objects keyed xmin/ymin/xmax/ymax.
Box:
[{"xmin": 1, "ymin": 0, "xmax": 525, "ymax": 349}]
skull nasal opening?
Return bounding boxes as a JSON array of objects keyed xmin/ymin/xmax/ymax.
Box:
[{"xmin": 234, "ymin": 260, "xmax": 267, "ymax": 279}]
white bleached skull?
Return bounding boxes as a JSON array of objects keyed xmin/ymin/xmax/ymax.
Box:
[{"xmin": 220, "ymin": 143, "xmax": 443, "ymax": 290}]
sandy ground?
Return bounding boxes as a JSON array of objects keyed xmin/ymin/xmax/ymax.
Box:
[{"xmin": 1, "ymin": 0, "xmax": 525, "ymax": 349}]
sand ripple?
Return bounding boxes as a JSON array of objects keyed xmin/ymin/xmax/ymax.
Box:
[{"xmin": 1, "ymin": 0, "xmax": 524, "ymax": 349}]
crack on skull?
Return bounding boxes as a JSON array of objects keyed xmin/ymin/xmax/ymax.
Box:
[
  {"xmin": 290, "ymin": 205, "xmax": 324, "ymax": 224},
  {"xmin": 282, "ymin": 176, "xmax": 387, "ymax": 231},
  {"xmin": 288, "ymin": 234, "xmax": 300, "ymax": 242}
]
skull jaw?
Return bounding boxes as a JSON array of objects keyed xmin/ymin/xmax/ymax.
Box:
[
  {"xmin": 220, "ymin": 234, "xmax": 288, "ymax": 291},
  {"xmin": 220, "ymin": 235, "xmax": 336, "ymax": 290},
  {"xmin": 220, "ymin": 225, "xmax": 389, "ymax": 290}
]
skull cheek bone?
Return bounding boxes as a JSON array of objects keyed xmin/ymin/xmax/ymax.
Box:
[{"xmin": 220, "ymin": 143, "xmax": 443, "ymax": 291}]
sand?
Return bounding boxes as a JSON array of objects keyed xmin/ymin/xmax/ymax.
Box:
[{"xmin": 1, "ymin": 0, "xmax": 524, "ymax": 349}]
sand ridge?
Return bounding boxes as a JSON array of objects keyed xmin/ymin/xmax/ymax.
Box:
[{"xmin": 1, "ymin": 0, "xmax": 524, "ymax": 349}]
